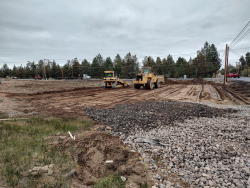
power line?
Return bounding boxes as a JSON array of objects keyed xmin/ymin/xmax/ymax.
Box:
[
  {"xmin": 0, "ymin": 47, "xmax": 249, "ymax": 65},
  {"xmin": 229, "ymin": 21, "xmax": 250, "ymax": 47},
  {"xmin": 230, "ymin": 27, "xmax": 250, "ymax": 48}
]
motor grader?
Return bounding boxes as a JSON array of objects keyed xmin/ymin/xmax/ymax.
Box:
[
  {"xmin": 133, "ymin": 66, "xmax": 160, "ymax": 89},
  {"xmin": 101, "ymin": 71, "xmax": 128, "ymax": 89}
]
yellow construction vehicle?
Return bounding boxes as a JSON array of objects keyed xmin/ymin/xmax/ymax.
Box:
[
  {"xmin": 133, "ymin": 66, "xmax": 160, "ymax": 89},
  {"xmin": 101, "ymin": 71, "xmax": 128, "ymax": 88}
]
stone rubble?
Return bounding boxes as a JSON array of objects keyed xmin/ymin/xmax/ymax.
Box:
[{"xmin": 84, "ymin": 101, "xmax": 250, "ymax": 187}]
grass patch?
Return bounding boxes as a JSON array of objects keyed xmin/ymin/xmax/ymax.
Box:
[
  {"xmin": 94, "ymin": 174, "xmax": 126, "ymax": 188},
  {"xmin": 0, "ymin": 117, "xmax": 94, "ymax": 187},
  {"xmin": 136, "ymin": 181, "xmax": 149, "ymax": 188},
  {"xmin": 0, "ymin": 111, "xmax": 8, "ymax": 119}
]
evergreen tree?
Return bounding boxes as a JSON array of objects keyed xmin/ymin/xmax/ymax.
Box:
[
  {"xmin": 81, "ymin": 59, "xmax": 91, "ymax": 76},
  {"xmin": 51, "ymin": 60, "xmax": 61, "ymax": 78},
  {"xmin": 176, "ymin": 57, "xmax": 187, "ymax": 68},
  {"xmin": 63, "ymin": 61, "xmax": 71, "ymax": 77},
  {"xmin": 24, "ymin": 65, "xmax": 31, "ymax": 78},
  {"xmin": 12, "ymin": 65, "xmax": 18, "ymax": 77},
  {"xmin": 26, "ymin": 61, "xmax": 37, "ymax": 78},
  {"xmin": 36, "ymin": 60, "xmax": 44, "ymax": 77},
  {"xmin": 103, "ymin": 57, "xmax": 113, "ymax": 71},
  {"xmin": 142, "ymin": 56, "xmax": 155, "ymax": 67},
  {"xmin": 1, "ymin": 63, "xmax": 10, "ymax": 78},
  {"xmin": 178, "ymin": 63, "xmax": 185, "ymax": 77},
  {"xmin": 192, "ymin": 49, "xmax": 208, "ymax": 77},
  {"xmin": 121, "ymin": 52, "xmax": 139, "ymax": 79},
  {"xmin": 203, "ymin": 42, "xmax": 221, "ymax": 76},
  {"xmin": 71, "ymin": 58, "xmax": 81, "ymax": 77},
  {"xmin": 114, "ymin": 54, "xmax": 123, "ymax": 76},
  {"xmin": 155, "ymin": 57, "xmax": 164, "ymax": 75},
  {"xmin": 90, "ymin": 54, "xmax": 104, "ymax": 78},
  {"xmin": 163, "ymin": 55, "xmax": 175, "ymax": 77},
  {"xmin": 183, "ymin": 58, "xmax": 193, "ymax": 78},
  {"xmin": 17, "ymin": 65, "xmax": 25, "ymax": 78}
]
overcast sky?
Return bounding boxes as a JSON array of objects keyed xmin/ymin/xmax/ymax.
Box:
[{"xmin": 0, "ymin": 0, "xmax": 250, "ymax": 69}]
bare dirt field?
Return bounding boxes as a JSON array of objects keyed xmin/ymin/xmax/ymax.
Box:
[
  {"xmin": 1, "ymin": 78, "xmax": 250, "ymax": 187},
  {"xmin": 0, "ymin": 78, "xmax": 249, "ymax": 118}
]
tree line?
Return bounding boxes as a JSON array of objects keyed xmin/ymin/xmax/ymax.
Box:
[{"xmin": 0, "ymin": 42, "xmax": 222, "ymax": 79}]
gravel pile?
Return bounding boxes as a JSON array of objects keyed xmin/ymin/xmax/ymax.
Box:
[
  {"xmin": 85, "ymin": 101, "xmax": 237, "ymax": 135},
  {"xmin": 84, "ymin": 102, "xmax": 250, "ymax": 187}
]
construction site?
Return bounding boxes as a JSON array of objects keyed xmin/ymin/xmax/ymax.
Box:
[
  {"xmin": 0, "ymin": 76, "xmax": 250, "ymax": 187},
  {"xmin": 0, "ymin": 1, "xmax": 250, "ymax": 186}
]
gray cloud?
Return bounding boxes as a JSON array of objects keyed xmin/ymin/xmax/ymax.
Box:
[{"xmin": 0, "ymin": 0, "xmax": 250, "ymax": 68}]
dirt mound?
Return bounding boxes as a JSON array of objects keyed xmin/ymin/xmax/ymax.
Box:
[
  {"xmin": 163, "ymin": 78, "xmax": 178, "ymax": 84},
  {"xmin": 163, "ymin": 78, "xmax": 211, "ymax": 85},
  {"xmin": 51, "ymin": 131, "xmax": 154, "ymax": 186}
]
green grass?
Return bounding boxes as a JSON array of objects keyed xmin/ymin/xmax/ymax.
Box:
[
  {"xmin": 0, "ymin": 117, "xmax": 94, "ymax": 187},
  {"xmin": 0, "ymin": 111, "xmax": 8, "ymax": 119},
  {"xmin": 136, "ymin": 182, "xmax": 149, "ymax": 188},
  {"xmin": 94, "ymin": 174, "xmax": 126, "ymax": 188}
]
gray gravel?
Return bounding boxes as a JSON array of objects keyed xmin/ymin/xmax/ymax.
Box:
[{"xmin": 84, "ymin": 102, "xmax": 250, "ymax": 187}]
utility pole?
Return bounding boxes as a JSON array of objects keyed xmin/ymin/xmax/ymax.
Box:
[
  {"xmin": 42, "ymin": 61, "xmax": 44, "ymax": 79},
  {"xmin": 226, "ymin": 46, "xmax": 229, "ymax": 82},
  {"xmin": 248, "ymin": 64, "xmax": 249, "ymax": 77},
  {"xmin": 237, "ymin": 62, "xmax": 240, "ymax": 74},
  {"xmin": 241, "ymin": 62, "xmax": 242, "ymax": 76},
  {"xmin": 62, "ymin": 67, "xmax": 63, "ymax": 80},
  {"xmin": 43, "ymin": 59, "xmax": 47, "ymax": 80},
  {"xmin": 224, "ymin": 44, "xmax": 228, "ymax": 84}
]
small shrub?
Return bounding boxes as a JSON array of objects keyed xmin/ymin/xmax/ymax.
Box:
[
  {"xmin": 94, "ymin": 174, "xmax": 126, "ymax": 188},
  {"xmin": 136, "ymin": 181, "xmax": 149, "ymax": 188}
]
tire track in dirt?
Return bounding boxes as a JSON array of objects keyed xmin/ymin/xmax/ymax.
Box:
[
  {"xmin": 158, "ymin": 85, "xmax": 184, "ymax": 99},
  {"xmin": 163, "ymin": 85, "xmax": 187, "ymax": 99}
]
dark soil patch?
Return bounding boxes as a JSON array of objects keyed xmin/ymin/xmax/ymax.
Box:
[
  {"xmin": 50, "ymin": 131, "xmax": 155, "ymax": 186},
  {"xmin": 84, "ymin": 101, "xmax": 238, "ymax": 135}
]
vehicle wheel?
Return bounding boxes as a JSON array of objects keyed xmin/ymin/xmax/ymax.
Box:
[
  {"xmin": 101, "ymin": 81, "xmax": 106, "ymax": 88},
  {"xmin": 154, "ymin": 79, "xmax": 160, "ymax": 88},
  {"xmin": 112, "ymin": 81, "xmax": 117, "ymax": 89},
  {"xmin": 238, "ymin": 75, "xmax": 240, "ymax": 78},
  {"xmin": 147, "ymin": 79, "xmax": 154, "ymax": 89},
  {"xmin": 134, "ymin": 85, "xmax": 140, "ymax": 89},
  {"xmin": 234, "ymin": 76, "xmax": 236, "ymax": 78}
]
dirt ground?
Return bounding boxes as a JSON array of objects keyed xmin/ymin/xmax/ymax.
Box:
[
  {"xmin": 0, "ymin": 78, "xmax": 249, "ymax": 187},
  {"xmin": 0, "ymin": 78, "xmax": 249, "ymax": 118},
  {"xmin": 46, "ymin": 126, "xmax": 158, "ymax": 187}
]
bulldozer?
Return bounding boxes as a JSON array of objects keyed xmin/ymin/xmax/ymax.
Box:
[
  {"xmin": 101, "ymin": 71, "xmax": 128, "ymax": 89},
  {"xmin": 133, "ymin": 66, "xmax": 160, "ymax": 89}
]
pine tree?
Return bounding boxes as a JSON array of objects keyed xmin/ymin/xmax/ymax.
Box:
[
  {"xmin": 114, "ymin": 54, "xmax": 123, "ymax": 77},
  {"xmin": 192, "ymin": 49, "xmax": 208, "ymax": 77},
  {"xmin": 90, "ymin": 54, "xmax": 104, "ymax": 78},
  {"xmin": 81, "ymin": 59, "xmax": 91, "ymax": 76},
  {"xmin": 163, "ymin": 55, "xmax": 175, "ymax": 77},
  {"xmin": 121, "ymin": 52, "xmax": 139, "ymax": 79},
  {"xmin": 103, "ymin": 57, "xmax": 113, "ymax": 71},
  {"xmin": 183, "ymin": 58, "xmax": 194, "ymax": 78},
  {"xmin": 1, "ymin": 64, "xmax": 10, "ymax": 78},
  {"xmin": 155, "ymin": 57, "xmax": 164, "ymax": 75},
  {"xmin": 71, "ymin": 58, "xmax": 81, "ymax": 77}
]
